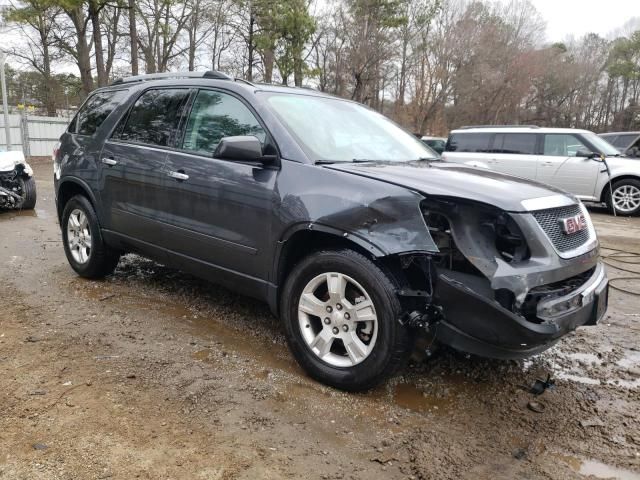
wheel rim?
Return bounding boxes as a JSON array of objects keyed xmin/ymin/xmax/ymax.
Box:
[
  {"xmin": 297, "ymin": 272, "xmax": 378, "ymax": 367},
  {"xmin": 612, "ymin": 185, "xmax": 640, "ymax": 213},
  {"xmin": 66, "ymin": 208, "xmax": 92, "ymax": 264}
]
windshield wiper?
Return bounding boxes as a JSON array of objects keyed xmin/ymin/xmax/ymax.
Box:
[{"xmin": 316, "ymin": 159, "xmax": 377, "ymax": 164}]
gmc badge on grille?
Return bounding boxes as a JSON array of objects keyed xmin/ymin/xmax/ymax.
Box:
[{"xmin": 560, "ymin": 213, "xmax": 587, "ymax": 235}]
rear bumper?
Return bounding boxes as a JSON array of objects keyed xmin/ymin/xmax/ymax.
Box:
[{"xmin": 434, "ymin": 262, "xmax": 608, "ymax": 359}]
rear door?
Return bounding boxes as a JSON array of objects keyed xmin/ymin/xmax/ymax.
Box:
[
  {"xmin": 162, "ymin": 88, "xmax": 278, "ymax": 283},
  {"xmin": 489, "ymin": 132, "xmax": 538, "ymax": 180},
  {"xmin": 61, "ymin": 89, "xmax": 125, "ymax": 195},
  {"xmin": 98, "ymin": 87, "xmax": 192, "ymax": 245},
  {"xmin": 536, "ymin": 133, "xmax": 600, "ymax": 199}
]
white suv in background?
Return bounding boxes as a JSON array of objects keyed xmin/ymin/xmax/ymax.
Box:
[{"xmin": 442, "ymin": 126, "xmax": 640, "ymax": 215}]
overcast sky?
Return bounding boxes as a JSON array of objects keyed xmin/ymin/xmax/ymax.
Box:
[{"xmin": 531, "ymin": 0, "xmax": 640, "ymax": 42}]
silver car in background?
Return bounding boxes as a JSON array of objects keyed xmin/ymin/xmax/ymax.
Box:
[{"xmin": 442, "ymin": 126, "xmax": 640, "ymax": 215}]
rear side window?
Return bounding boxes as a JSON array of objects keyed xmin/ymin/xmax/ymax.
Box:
[
  {"xmin": 446, "ymin": 133, "xmax": 491, "ymax": 152},
  {"xmin": 493, "ymin": 133, "xmax": 537, "ymax": 155},
  {"xmin": 74, "ymin": 91, "xmax": 122, "ymax": 136},
  {"xmin": 116, "ymin": 89, "xmax": 191, "ymax": 147}
]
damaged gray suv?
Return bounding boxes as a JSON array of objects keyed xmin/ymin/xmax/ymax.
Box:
[{"xmin": 54, "ymin": 71, "xmax": 609, "ymax": 391}]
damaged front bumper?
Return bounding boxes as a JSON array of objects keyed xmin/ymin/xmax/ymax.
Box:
[{"xmin": 434, "ymin": 262, "xmax": 608, "ymax": 359}]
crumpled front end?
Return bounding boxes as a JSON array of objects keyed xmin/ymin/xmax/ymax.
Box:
[
  {"xmin": 0, "ymin": 151, "xmax": 34, "ymax": 210},
  {"xmin": 397, "ymin": 196, "xmax": 608, "ymax": 359}
]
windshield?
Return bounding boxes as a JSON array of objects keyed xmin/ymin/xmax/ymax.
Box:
[
  {"xmin": 583, "ymin": 132, "xmax": 621, "ymax": 156},
  {"xmin": 261, "ymin": 92, "xmax": 438, "ymax": 162}
]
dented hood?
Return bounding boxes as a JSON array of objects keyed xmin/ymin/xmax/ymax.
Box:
[{"xmin": 324, "ymin": 161, "xmax": 574, "ymax": 212}]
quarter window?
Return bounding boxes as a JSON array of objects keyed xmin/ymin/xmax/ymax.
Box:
[
  {"xmin": 75, "ymin": 91, "xmax": 123, "ymax": 136},
  {"xmin": 543, "ymin": 134, "xmax": 589, "ymax": 157},
  {"xmin": 117, "ymin": 89, "xmax": 191, "ymax": 147},
  {"xmin": 493, "ymin": 133, "xmax": 537, "ymax": 155},
  {"xmin": 181, "ymin": 90, "xmax": 265, "ymax": 154},
  {"xmin": 446, "ymin": 133, "xmax": 492, "ymax": 153}
]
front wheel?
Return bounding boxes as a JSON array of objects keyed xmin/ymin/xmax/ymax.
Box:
[
  {"xmin": 281, "ymin": 249, "xmax": 413, "ymax": 391},
  {"xmin": 607, "ymin": 179, "xmax": 640, "ymax": 216}
]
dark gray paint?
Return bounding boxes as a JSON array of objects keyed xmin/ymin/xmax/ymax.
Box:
[{"xmin": 54, "ymin": 77, "xmax": 607, "ymax": 360}]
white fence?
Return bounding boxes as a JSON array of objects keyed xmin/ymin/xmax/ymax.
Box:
[{"xmin": 0, "ymin": 113, "xmax": 70, "ymax": 158}]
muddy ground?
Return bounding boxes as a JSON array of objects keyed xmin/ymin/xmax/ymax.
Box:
[{"xmin": 1, "ymin": 162, "xmax": 639, "ymax": 480}]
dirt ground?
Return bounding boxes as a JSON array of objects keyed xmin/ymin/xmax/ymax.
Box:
[{"xmin": 1, "ymin": 162, "xmax": 639, "ymax": 480}]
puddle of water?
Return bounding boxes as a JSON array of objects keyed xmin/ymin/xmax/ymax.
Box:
[
  {"xmin": 556, "ymin": 453, "xmax": 640, "ymax": 480},
  {"xmin": 392, "ymin": 382, "xmax": 455, "ymax": 414},
  {"xmin": 192, "ymin": 349, "xmax": 210, "ymax": 361}
]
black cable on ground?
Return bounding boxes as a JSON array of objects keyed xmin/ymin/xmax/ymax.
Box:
[{"xmin": 600, "ymin": 246, "xmax": 640, "ymax": 296}]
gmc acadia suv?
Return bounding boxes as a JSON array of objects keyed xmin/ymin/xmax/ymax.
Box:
[{"xmin": 54, "ymin": 72, "xmax": 609, "ymax": 391}]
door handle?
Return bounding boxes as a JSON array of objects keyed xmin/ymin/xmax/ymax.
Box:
[
  {"xmin": 168, "ymin": 170, "xmax": 189, "ymax": 181},
  {"xmin": 101, "ymin": 157, "xmax": 118, "ymax": 166},
  {"xmin": 542, "ymin": 161, "xmax": 553, "ymax": 166}
]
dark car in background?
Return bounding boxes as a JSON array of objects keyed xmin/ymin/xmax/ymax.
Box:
[
  {"xmin": 599, "ymin": 132, "xmax": 640, "ymax": 158},
  {"xmin": 54, "ymin": 72, "xmax": 608, "ymax": 391},
  {"xmin": 420, "ymin": 136, "xmax": 447, "ymax": 155}
]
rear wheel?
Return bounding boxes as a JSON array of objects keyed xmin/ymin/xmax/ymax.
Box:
[
  {"xmin": 61, "ymin": 195, "xmax": 120, "ymax": 278},
  {"xmin": 19, "ymin": 176, "xmax": 36, "ymax": 210},
  {"xmin": 607, "ymin": 179, "xmax": 640, "ymax": 216},
  {"xmin": 281, "ymin": 249, "xmax": 413, "ymax": 391}
]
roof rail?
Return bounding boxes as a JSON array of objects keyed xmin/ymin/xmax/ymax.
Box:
[
  {"xmin": 234, "ymin": 78, "xmax": 255, "ymax": 87},
  {"xmin": 111, "ymin": 70, "xmax": 232, "ymax": 85},
  {"xmin": 458, "ymin": 125, "xmax": 540, "ymax": 129}
]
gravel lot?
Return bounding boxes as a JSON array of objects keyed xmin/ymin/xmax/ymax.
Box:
[{"xmin": 1, "ymin": 162, "xmax": 639, "ymax": 480}]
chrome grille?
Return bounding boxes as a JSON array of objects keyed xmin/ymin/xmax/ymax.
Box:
[{"xmin": 532, "ymin": 204, "xmax": 591, "ymax": 253}]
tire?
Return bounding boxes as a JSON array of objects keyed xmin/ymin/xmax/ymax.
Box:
[
  {"xmin": 19, "ymin": 176, "xmax": 37, "ymax": 210},
  {"xmin": 606, "ymin": 179, "xmax": 640, "ymax": 216},
  {"xmin": 280, "ymin": 249, "xmax": 413, "ymax": 391},
  {"xmin": 61, "ymin": 195, "xmax": 120, "ymax": 278}
]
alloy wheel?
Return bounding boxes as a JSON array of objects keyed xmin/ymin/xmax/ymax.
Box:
[
  {"xmin": 66, "ymin": 208, "xmax": 92, "ymax": 264},
  {"xmin": 612, "ymin": 185, "xmax": 640, "ymax": 213},
  {"xmin": 297, "ymin": 272, "xmax": 378, "ymax": 367}
]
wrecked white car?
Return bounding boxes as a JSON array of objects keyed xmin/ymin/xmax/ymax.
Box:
[{"xmin": 0, "ymin": 149, "xmax": 37, "ymax": 210}]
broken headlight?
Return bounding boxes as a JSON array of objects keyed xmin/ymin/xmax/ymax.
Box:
[
  {"xmin": 491, "ymin": 213, "xmax": 530, "ymax": 263},
  {"xmin": 421, "ymin": 199, "xmax": 530, "ymax": 269}
]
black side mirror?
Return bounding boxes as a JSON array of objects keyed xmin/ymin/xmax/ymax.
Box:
[
  {"xmin": 575, "ymin": 148, "xmax": 597, "ymax": 159},
  {"xmin": 214, "ymin": 136, "xmax": 265, "ymax": 163}
]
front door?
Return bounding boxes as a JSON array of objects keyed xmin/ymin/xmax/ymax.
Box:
[
  {"xmin": 162, "ymin": 88, "xmax": 277, "ymax": 283},
  {"xmin": 536, "ymin": 133, "xmax": 600, "ymax": 200}
]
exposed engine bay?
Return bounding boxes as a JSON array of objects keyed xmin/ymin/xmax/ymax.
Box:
[{"xmin": 0, "ymin": 150, "xmax": 36, "ymax": 210}]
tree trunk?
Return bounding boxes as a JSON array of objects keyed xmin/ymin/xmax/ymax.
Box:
[
  {"xmin": 247, "ymin": 10, "xmax": 255, "ymax": 81},
  {"xmin": 69, "ymin": 8, "xmax": 93, "ymax": 96},
  {"xmin": 89, "ymin": 0, "xmax": 107, "ymax": 87},
  {"xmin": 263, "ymin": 48, "xmax": 274, "ymax": 83},
  {"xmin": 128, "ymin": 0, "xmax": 139, "ymax": 75},
  {"xmin": 38, "ymin": 18, "xmax": 56, "ymax": 116}
]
